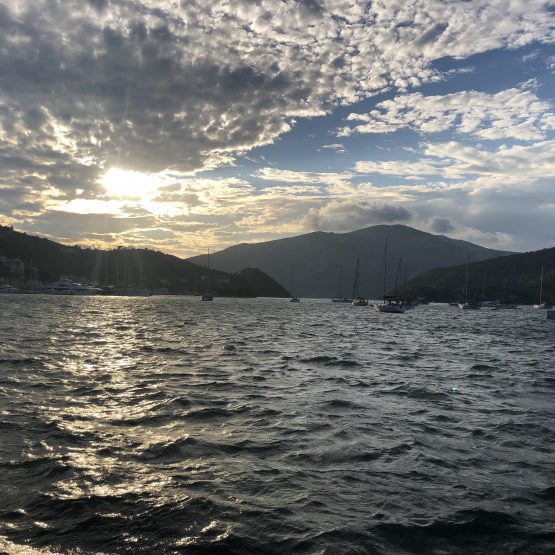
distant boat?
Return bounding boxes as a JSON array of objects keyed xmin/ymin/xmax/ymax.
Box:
[
  {"xmin": 495, "ymin": 277, "xmax": 517, "ymax": 309},
  {"xmin": 201, "ymin": 248, "xmax": 214, "ymax": 301},
  {"xmin": 534, "ymin": 267, "xmax": 552, "ymax": 309},
  {"xmin": 351, "ymin": 256, "xmax": 368, "ymax": 306},
  {"xmin": 290, "ymin": 296, "xmax": 300, "ymax": 303},
  {"xmin": 332, "ymin": 264, "xmax": 351, "ymax": 303},
  {"xmin": 44, "ymin": 277, "xmax": 101, "ymax": 295},
  {"xmin": 375, "ymin": 239, "xmax": 405, "ymax": 313},
  {"xmin": 0, "ymin": 283, "xmax": 19, "ymax": 294},
  {"xmin": 376, "ymin": 296, "xmax": 406, "ymax": 313},
  {"xmin": 458, "ymin": 256, "xmax": 480, "ymax": 310}
]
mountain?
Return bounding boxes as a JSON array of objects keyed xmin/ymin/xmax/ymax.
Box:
[
  {"xmin": 189, "ymin": 225, "xmax": 511, "ymax": 298},
  {"xmin": 404, "ymin": 247, "xmax": 555, "ymax": 304},
  {"xmin": 0, "ymin": 225, "xmax": 290, "ymax": 297}
]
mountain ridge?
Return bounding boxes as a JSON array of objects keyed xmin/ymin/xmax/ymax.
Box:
[{"xmin": 189, "ymin": 224, "xmax": 513, "ymax": 298}]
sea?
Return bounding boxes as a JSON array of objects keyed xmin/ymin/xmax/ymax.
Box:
[{"xmin": 0, "ymin": 296, "xmax": 553, "ymax": 554}]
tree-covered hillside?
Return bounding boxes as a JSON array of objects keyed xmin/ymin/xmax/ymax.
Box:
[
  {"xmin": 405, "ymin": 247, "xmax": 555, "ymax": 304},
  {"xmin": 0, "ymin": 225, "xmax": 290, "ymax": 297}
]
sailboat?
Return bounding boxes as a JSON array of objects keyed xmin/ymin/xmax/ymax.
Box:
[
  {"xmin": 458, "ymin": 256, "xmax": 480, "ymax": 309},
  {"xmin": 200, "ymin": 248, "xmax": 214, "ymax": 301},
  {"xmin": 288, "ymin": 269, "xmax": 300, "ymax": 302},
  {"xmin": 401, "ymin": 265, "xmax": 416, "ymax": 310},
  {"xmin": 534, "ymin": 267, "xmax": 552, "ymax": 309},
  {"xmin": 351, "ymin": 257, "xmax": 368, "ymax": 306},
  {"xmin": 496, "ymin": 277, "xmax": 517, "ymax": 309},
  {"xmin": 332, "ymin": 264, "xmax": 351, "ymax": 303},
  {"xmin": 375, "ymin": 239, "xmax": 405, "ymax": 313}
]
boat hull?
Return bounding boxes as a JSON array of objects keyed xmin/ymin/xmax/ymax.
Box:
[
  {"xmin": 376, "ymin": 303, "xmax": 405, "ymax": 313},
  {"xmin": 458, "ymin": 303, "xmax": 481, "ymax": 310}
]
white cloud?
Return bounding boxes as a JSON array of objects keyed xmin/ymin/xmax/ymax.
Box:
[
  {"xmin": 340, "ymin": 86, "xmax": 555, "ymax": 140},
  {"xmin": 320, "ymin": 143, "xmax": 346, "ymax": 153},
  {"xmin": 1, "ymin": 0, "xmax": 554, "ymax": 186},
  {"xmin": 356, "ymin": 140, "xmax": 555, "ymax": 182}
]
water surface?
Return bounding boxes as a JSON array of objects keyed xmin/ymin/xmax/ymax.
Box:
[{"xmin": 0, "ymin": 296, "xmax": 554, "ymax": 553}]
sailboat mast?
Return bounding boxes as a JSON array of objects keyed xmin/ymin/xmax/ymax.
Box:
[
  {"xmin": 393, "ymin": 257, "xmax": 402, "ymax": 298},
  {"xmin": 539, "ymin": 266, "xmax": 544, "ymax": 304},
  {"xmin": 383, "ymin": 239, "xmax": 388, "ymax": 299},
  {"xmin": 339, "ymin": 264, "xmax": 343, "ymax": 298},
  {"xmin": 465, "ymin": 255, "xmax": 469, "ymax": 304},
  {"xmin": 353, "ymin": 257, "xmax": 359, "ymax": 298}
]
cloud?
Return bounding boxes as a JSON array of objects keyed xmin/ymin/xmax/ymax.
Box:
[
  {"xmin": 356, "ymin": 140, "xmax": 555, "ymax": 182},
  {"xmin": 2, "ymin": 1, "xmax": 555, "ymax": 255},
  {"xmin": 306, "ymin": 200, "xmax": 413, "ymax": 231},
  {"xmin": 255, "ymin": 167, "xmax": 354, "ymax": 186},
  {"xmin": 429, "ymin": 216, "xmax": 456, "ymax": 233},
  {"xmin": 340, "ymin": 86, "xmax": 555, "ymax": 140},
  {"xmin": 2, "ymin": 0, "xmax": 554, "ymax": 187},
  {"xmin": 320, "ymin": 143, "xmax": 346, "ymax": 153}
]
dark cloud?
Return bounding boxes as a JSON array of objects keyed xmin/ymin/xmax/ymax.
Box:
[
  {"xmin": 308, "ymin": 201, "xmax": 412, "ymax": 231},
  {"xmin": 429, "ymin": 216, "xmax": 456, "ymax": 233}
]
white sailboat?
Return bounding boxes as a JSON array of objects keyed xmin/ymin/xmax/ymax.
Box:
[
  {"xmin": 458, "ymin": 256, "xmax": 480, "ymax": 310},
  {"xmin": 0, "ymin": 282, "xmax": 19, "ymax": 294},
  {"xmin": 534, "ymin": 267, "xmax": 552, "ymax": 309},
  {"xmin": 351, "ymin": 256, "xmax": 368, "ymax": 306},
  {"xmin": 375, "ymin": 239, "xmax": 405, "ymax": 313}
]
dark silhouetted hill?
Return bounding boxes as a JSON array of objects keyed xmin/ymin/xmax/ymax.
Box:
[
  {"xmin": 189, "ymin": 225, "xmax": 511, "ymax": 298},
  {"xmin": 0, "ymin": 225, "xmax": 289, "ymax": 297},
  {"xmin": 405, "ymin": 247, "xmax": 555, "ymax": 304}
]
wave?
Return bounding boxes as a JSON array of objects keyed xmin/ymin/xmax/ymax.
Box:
[
  {"xmin": 374, "ymin": 508, "xmax": 523, "ymax": 552},
  {"xmin": 320, "ymin": 399, "xmax": 363, "ymax": 410},
  {"xmin": 299, "ymin": 355, "xmax": 361, "ymax": 367},
  {"xmin": 381, "ymin": 384, "xmax": 449, "ymax": 401}
]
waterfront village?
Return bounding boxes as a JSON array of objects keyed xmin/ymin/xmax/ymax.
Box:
[{"xmin": 0, "ymin": 255, "xmax": 167, "ymax": 296}]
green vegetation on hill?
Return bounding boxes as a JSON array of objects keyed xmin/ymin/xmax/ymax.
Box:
[
  {"xmin": 0, "ymin": 226, "xmax": 290, "ymax": 297},
  {"xmin": 405, "ymin": 247, "xmax": 555, "ymax": 304}
]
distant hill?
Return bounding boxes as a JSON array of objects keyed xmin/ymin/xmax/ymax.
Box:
[
  {"xmin": 405, "ymin": 247, "xmax": 555, "ymax": 304},
  {"xmin": 0, "ymin": 226, "xmax": 290, "ymax": 297},
  {"xmin": 189, "ymin": 225, "xmax": 511, "ymax": 298}
]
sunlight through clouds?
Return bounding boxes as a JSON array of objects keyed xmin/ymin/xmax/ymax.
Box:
[{"xmin": 1, "ymin": 0, "xmax": 554, "ymax": 252}]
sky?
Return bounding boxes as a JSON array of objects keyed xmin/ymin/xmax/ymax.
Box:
[{"xmin": 1, "ymin": 0, "xmax": 555, "ymax": 257}]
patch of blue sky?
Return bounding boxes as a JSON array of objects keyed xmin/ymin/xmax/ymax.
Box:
[{"xmin": 202, "ymin": 43, "xmax": 555, "ymax": 191}]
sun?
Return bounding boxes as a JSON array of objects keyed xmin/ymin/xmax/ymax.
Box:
[{"xmin": 101, "ymin": 168, "xmax": 164, "ymax": 200}]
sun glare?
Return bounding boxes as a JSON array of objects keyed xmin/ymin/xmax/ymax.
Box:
[{"xmin": 101, "ymin": 168, "xmax": 164, "ymax": 200}]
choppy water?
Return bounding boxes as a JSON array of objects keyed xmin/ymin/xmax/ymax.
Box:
[{"xmin": 0, "ymin": 296, "xmax": 554, "ymax": 554}]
